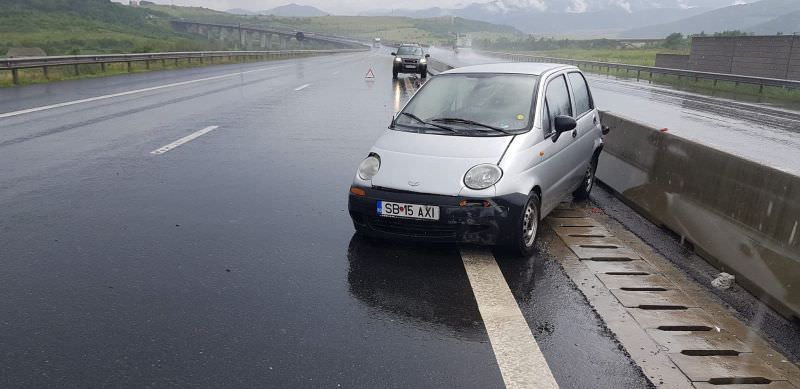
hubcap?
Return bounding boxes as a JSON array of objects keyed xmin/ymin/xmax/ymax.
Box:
[{"xmin": 522, "ymin": 200, "xmax": 538, "ymax": 247}]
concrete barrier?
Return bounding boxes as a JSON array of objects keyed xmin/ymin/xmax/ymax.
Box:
[{"xmin": 596, "ymin": 112, "xmax": 800, "ymax": 319}]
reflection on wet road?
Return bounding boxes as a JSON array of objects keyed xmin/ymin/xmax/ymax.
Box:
[{"xmin": 430, "ymin": 47, "xmax": 800, "ymax": 175}]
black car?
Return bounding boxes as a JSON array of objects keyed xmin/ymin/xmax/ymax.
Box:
[{"xmin": 392, "ymin": 44, "xmax": 430, "ymax": 79}]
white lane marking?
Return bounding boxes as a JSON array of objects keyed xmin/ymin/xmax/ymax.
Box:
[
  {"xmin": 460, "ymin": 247, "xmax": 558, "ymax": 389},
  {"xmin": 150, "ymin": 126, "xmax": 219, "ymax": 155},
  {"xmin": 294, "ymin": 83, "xmax": 311, "ymax": 91},
  {"xmin": 0, "ymin": 65, "xmax": 290, "ymax": 119}
]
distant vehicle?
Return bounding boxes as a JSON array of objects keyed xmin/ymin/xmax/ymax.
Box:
[
  {"xmin": 391, "ymin": 44, "xmax": 429, "ymax": 79},
  {"xmin": 373, "ymin": 38, "xmax": 381, "ymax": 48},
  {"xmin": 348, "ymin": 63, "xmax": 604, "ymax": 255}
]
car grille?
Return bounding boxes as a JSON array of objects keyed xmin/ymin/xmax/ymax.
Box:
[
  {"xmin": 369, "ymin": 217, "xmax": 457, "ymax": 238},
  {"xmin": 403, "ymin": 59, "xmax": 418, "ymax": 64}
]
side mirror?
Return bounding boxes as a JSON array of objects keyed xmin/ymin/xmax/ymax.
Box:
[
  {"xmin": 554, "ymin": 115, "xmax": 577, "ymax": 133},
  {"xmin": 425, "ymin": 53, "xmax": 430, "ymax": 58},
  {"xmin": 390, "ymin": 52, "xmax": 396, "ymax": 56}
]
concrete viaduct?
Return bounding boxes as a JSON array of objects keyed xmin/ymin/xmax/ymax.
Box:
[{"xmin": 170, "ymin": 20, "xmax": 365, "ymax": 50}]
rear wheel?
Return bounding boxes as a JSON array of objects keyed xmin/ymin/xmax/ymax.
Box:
[
  {"xmin": 509, "ymin": 192, "xmax": 541, "ymax": 257},
  {"xmin": 573, "ymin": 156, "xmax": 597, "ymax": 200}
]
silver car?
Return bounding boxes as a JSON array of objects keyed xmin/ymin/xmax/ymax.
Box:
[{"xmin": 348, "ymin": 63, "xmax": 604, "ymax": 255}]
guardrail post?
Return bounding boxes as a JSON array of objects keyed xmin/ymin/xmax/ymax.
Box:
[
  {"xmin": 636, "ymin": 70, "xmax": 641, "ymax": 81},
  {"xmin": 101, "ymin": 63, "xmax": 106, "ymax": 72},
  {"xmin": 161, "ymin": 59, "xmax": 166, "ymax": 67},
  {"xmin": 43, "ymin": 66, "xmax": 49, "ymax": 80},
  {"xmin": 145, "ymin": 60, "xmax": 150, "ymax": 70},
  {"xmin": 127, "ymin": 62, "xmax": 132, "ymax": 73},
  {"xmin": 200, "ymin": 56, "xmax": 204, "ymax": 64},
  {"xmin": 759, "ymin": 84, "xmax": 764, "ymax": 94},
  {"xmin": 74, "ymin": 64, "xmax": 79, "ymax": 76},
  {"xmin": 11, "ymin": 69, "xmax": 19, "ymax": 85}
]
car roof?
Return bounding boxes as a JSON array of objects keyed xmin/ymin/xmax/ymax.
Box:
[
  {"xmin": 399, "ymin": 43, "xmax": 421, "ymax": 46},
  {"xmin": 441, "ymin": 62, "xmax": 577, "ymax": 76}
]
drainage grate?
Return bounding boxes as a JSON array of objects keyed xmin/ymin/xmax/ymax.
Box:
[
  {"xmin": 658, "ymin": 325, "xmax": 712, "ymax": 331},
  {"xmin": 707, "ymin": 377, "xmax": 771, "ymax": 385},
  {"xmin": 681, "ymin": 350, "xmax": 740, "ymax": 356},
  {"xmin": 620, "ymin": 287, "xmax": 668, "ymax": 292},
  {"xmin": 547, "ymin": 205, "xmax": 799, "ymax": 388}
]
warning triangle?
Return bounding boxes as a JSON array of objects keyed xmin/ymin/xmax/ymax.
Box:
[{"xmin": 365, "ymin": 68, "xmax": 375, "ymax": 78}]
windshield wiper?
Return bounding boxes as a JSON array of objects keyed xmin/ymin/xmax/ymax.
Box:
[
  {"xmin": 398, "ymin": 112, "xmax": 457, "ymax": 133},
  {"xmin": 430, "ymin": 117, "xmax": 512, "ymax": 134}
]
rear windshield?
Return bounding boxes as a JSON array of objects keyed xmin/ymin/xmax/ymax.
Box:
[
  {"xmin": 395, "ymin": 73, "xmax": 539, "ymax": 136},
  {"xmin": 397, "ymin": 46, "xmax": 423, "ymax": 56}
]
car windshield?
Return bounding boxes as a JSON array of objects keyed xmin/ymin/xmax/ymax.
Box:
[
  {"xmin": 397, "ymin": 46, "xmax": 423, "ymax": 56},
  {"xmin": 394, "ymin": 73, "xmax": 539, "ymax": 136}
]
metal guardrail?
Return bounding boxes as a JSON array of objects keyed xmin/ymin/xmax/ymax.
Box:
[
  {"xmin": 481, "ymin": 51, "xmax": 800, "ymax": 91},
  {"xmin": 0, "ymin": 49, "xmax": 365, "ymax": 85}
]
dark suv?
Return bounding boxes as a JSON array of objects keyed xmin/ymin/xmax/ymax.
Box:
[{"xmin": 391, "ymin": 44, "xmax": 430, "ymax": 79}]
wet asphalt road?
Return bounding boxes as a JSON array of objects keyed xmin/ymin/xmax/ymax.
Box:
[
  {"xmin": 430, "ymin": 48, "xmax": 800, "ymax": 175},
  {"xmin": 0, "ymin": 51, "xmax": 652, "ymax": 387}
]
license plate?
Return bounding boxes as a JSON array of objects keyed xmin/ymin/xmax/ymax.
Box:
[
  {"xmin": 377, "ymin": 201, "xmax": 439, "ymax": 221},
  {"xmin": 404, "ymin": 64, "xmax": 417, "ymax": 68}
]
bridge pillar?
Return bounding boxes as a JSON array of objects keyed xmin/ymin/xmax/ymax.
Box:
[
  {"xmin": 280, "ymin": 37, "xmax": 288, "ymax": 50},
  {"xmin": 240, "ymin": 28, "xmax": 246, "ymax": 48},
  {"xmin": 261, "ymin": 33, "xmax": 268, "ymax": 49}
]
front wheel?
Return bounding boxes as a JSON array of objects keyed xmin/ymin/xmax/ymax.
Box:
[
  {"xmin": 420, "ymin": 69, "xmax": 427, "ymax": 78},
  {"xmin": 509, "ymin": 192, "xmax": 541, "ymax": 257},
  {"xmin": 392, "ymin": 69, "xmax": 398, "ymax": 79},
  {"xmin": 573, "ymin": 156, "xmax": 597, "ymax": 200}
]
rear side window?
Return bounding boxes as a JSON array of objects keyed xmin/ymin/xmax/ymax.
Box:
[
  {"xmin": 568, "ymin": 72, "xmax": 593, "ymax": 116},
  {"xmin": 542, "ymin": 75, "xmax": 572, "ymax": 137}
]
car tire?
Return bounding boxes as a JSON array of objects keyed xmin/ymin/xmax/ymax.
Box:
[
  {"xmin": 573, "ymin": 155, "xmax": 598, "ymax": 200},
  {"xmin": 420, "ymin": 70, "xmax": 427, "ymax": 79},
  {"xmin": 392, "ymin": 70, "xmax": 398, "ymax": 79},
  {"xmin": 509, "ymin": 192, "xmax": 541, "ymax": 257}
]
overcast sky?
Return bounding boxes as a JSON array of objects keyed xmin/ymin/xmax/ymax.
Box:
[{"xmin": 128, "ymin": 0, "xmax": 475, "ymax": 14}]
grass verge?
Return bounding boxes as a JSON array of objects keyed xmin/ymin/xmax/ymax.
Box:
[{"xmin": 578, "ymin": 65, "xmax": 800, "ymax": 106}]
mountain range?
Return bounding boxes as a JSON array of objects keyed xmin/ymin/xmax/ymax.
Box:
[
  {"xmin": 227, "ymin": 0, "xmax": 800, "ymax": 38},
  {"xmin": 227, "ymin": 3, "xmax": 328, "ymax": 17},
  {"xmin": 622, "ymin": 0, "xmax": 800, "ymax": 37}
]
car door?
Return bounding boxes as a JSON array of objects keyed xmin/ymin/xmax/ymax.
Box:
[
  {"xmin": 564, "ymin": 71, "xmax": 599, "ymax": 189},
  {"xmin": 536, "ymin": 73, "xmax": 577, "ymax": 213}
]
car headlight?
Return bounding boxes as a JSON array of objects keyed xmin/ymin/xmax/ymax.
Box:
[
  {"xmin": 420, "ymin": 58, "xmax": 427, "ymax": 64},
  {"xmin": 394, "ymin": 57, "xmax": 402, "ymax": 62},
  {"xmin": 358, "ymin": 155, "xmax": 381, "ymax": 180},
  {"xmin": 464, "ymin": 164, "xmax": 502, "ymax": 190}
]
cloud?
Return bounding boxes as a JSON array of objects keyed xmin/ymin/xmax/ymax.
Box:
[
  {"xmin": 567, "ymin": 0, "xmax": 588, "ymax": 12},
  {"xmin": 611, "ymin": 0, "xmax": 632, "ymax": 12}
]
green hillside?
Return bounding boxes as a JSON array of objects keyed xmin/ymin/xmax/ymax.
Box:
[{"xmin": 0, "ymin": 0, "xmax": 225, "ymax": 56}]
